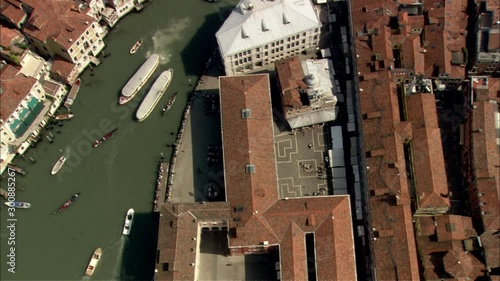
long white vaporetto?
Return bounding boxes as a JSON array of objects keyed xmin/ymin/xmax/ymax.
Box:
[
  {"xmin": 119, "ymin": 54, "xmax": 160, "ymax": 105},
  {"xmin": 135, "ymin": 69, "xmax": 173, "ymax": 122}
]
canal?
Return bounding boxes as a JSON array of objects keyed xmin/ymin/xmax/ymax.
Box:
[{"xmin": 0, "ymin": 0, "xmax": 234, "ymax": 280}]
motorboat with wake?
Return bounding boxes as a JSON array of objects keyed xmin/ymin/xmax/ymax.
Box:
[
  {"xmin": 55, "ymin": 113, "xmax": 74, "ymax": 120},
  {"xmin": 51, "ymin": 155, "xmax": 67, "ymax": 175},
  {"xmin": 4, "ymin": 201, "xmax": 31, "ymax": 209},
  {"xmin": 64, "ymin": 78, "xmax": 81, "ymax": 108},
  {"xmin": 130, "ymin": 39, "xmax": 143, "ymax": 54},
  {"xmin": 53, "ymin": 192, "xmax": 81, "ymax": 214},
  {"xmin": 162, "ymin": 92, "xmax": 177, "ymax": 114},
  {"xmin": 122, "ymin": 208, "xmax": 134, "ymax": 235},
  {"xmin": 84, "ymin": 248, "xmax": 102, "ymax": 276},
  {"xmin": 93, "ymin": 128, "xmax": 118, "ymax": 148}
]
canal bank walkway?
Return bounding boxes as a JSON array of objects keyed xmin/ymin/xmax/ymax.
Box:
[{"xmin": 163, "ymin": 52, "xmax": 223, "ymax": 205}]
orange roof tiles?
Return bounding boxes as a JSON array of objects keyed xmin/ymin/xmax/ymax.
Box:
[
  {"xmin": 21, "ymin": 0, "xmax": 95, "ymax": 49},
  {"xmin": 51, "ymin": 55, "xmax": 76, "ymax": 81},
  {"xmin": 219, "ymin": 74, "xmax": 279, "ymax": 228},
  {"xmin": 275, "ymin": 57, "xmax": 308, "ymax": 109},
  {"xmin": 405, "ymin": 94, "xmax": 450, "ymax": 210},
  {"xmin": 0, "ymin": 25, "xmax": 23, "ymax": 47},
  {"xmin": 0, "ymin": 64, "xmax": 36, "ymax": 120},
  {"xmin": 0, "ymin": 0, "xmax": 27, "ymax": 26}
]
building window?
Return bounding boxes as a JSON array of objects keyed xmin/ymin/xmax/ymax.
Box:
[
  {"xmin": 256, "ymin": 54, "xmax": 260, "ymax": 59},
  {"xmin": 86, "ymin": 30, "xmax": 90, "ymax": 35},
  {"xmin": 76, "ymin": 41, "xmax": 80, "ymax": 46},
  {"xmin": 256, "ymin": 47, "xmax": 260, "ymax": 51},
  {"xmin": 69, "ymin": 48, "xmax": 73, "ymax": 53},
  {"xmin": 81, "ymin": 36, "xmax": 84, "ymax": 40},
  {"xmin": 280, "ymin": 40, "xmax": 284, "ymax": 44}
]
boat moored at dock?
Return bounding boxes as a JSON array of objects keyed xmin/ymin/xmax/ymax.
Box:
[
  {"xmin": 119, "ymin": 54, "xmax": 160, "ymax": 105},
  {"xmin": 64, "ymin": 78, "xmax": 81, "ymax": 108},
  {"xmin": 84, "ymin": 248, "xmax": 102, "ymax": 276},
  {"xmin": 55, "ymin": 113, "xmax": 74, "ymax": 120},
  {"xmin": 51, "ymin": 156, "xmax": 67, "ymax": 175},
  {"xmin": 4, "ymin": 201, "xmax": 31, "ymax": 209},
  {"xmin": 162, "ymin": 92, "xmax": 177, "ymax": 114},
  {"xmin": 136, "ymin": 69, "xmax": 173, "ymax": 122}
]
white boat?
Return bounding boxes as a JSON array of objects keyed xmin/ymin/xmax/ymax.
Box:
[
  {"xmin": 130, "ymin": 39, "xmax": 143, "ymax": 54},
  {"xmin": 136, "ymin": 69, "xmax": 173, "ymax": 122},
  {"xmin": 122, "ymin": 208, "xmax": 134, "ymax": 235},
  {"xmin": 64, "ymin": 78, "xmax": 81, "ymax": 108},
  {"xmin": 51, "ymin": 156, "xmax": 66, "ymax": 175},
  {"xmin": 119, "ymin": 54, "xmax": 160, "ymax": 105},
  {"xmin": 84, "ymin": 248, "xmax": 102, "ymax": 276},
  {"xmin": 4, "ymin": 201, "xmax": 31, "ymax": 209}
]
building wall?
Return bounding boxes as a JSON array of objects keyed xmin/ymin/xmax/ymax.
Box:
[{"xmin": 223, "ymin": 28, "xmax": 321, "ymax": 76}]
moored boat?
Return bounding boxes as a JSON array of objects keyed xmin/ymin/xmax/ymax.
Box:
[
  {"xmin": 51, "ymin": 156, "xmax": 67, "ymax": 175},
  {"xmin": 64, "ymin": 78, "xmax": 81, "ymax": 108},
  {"xmin": 136, "ymin": 69, "xmax": 173, "ymax": 122},
  {"xmin": 162, "ymin": 92, "xmax": 177, "ymax": 114},
  {"xmin": 53, "ymin": 192, "xmax": 81, "ymax": 214},
  {"xmin": 129, "ymin": 39, "xmax": 143, "ymax": 54},
  {"xmin": 55, "ymin": 113, "xmax": 74, "ymax": 120},
  {"xmin": 122, "ymin": 208, "xmax": 134, "ymax": 235},
  {"xmin": 119, "ymin": 54, "xmax": 160, "ymax": 105},
  {"xmin": 85, "ymin": 248, "xmax": 102, "ymax": 276},
  {"xmin": 4, "ymin": 201, "xmax": 31, "ymax": 209},
  {"xmin": 93, "ymin": 128, "xmax": 118, "ymax": 148}
]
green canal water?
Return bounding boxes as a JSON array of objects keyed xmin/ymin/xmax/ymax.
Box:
[{"xmin": 0, "ymin": 1, "xmax": 233, "ymax": 280}]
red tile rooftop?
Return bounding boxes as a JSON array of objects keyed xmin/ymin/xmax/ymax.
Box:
[
  {"xmin": 21, "ymin": 0, "xmax": 95, "ymax": 49},
  {"xmin": 51, "ymin": 55, "xmax": 76, "ymax": 82},
  {"xmin": 0, "ymin": 64, "xmax": 36, "ymax": 120},
  {"xmin": 219, "ymin": 74, "xmax": 279, "ymax": 229},
  {"xmin": 0, "ymin": 25, "xmax": 23, "ymax": 47},
  {"xmin": 0, "ymin": 0, "xmax": 27, "ymax": 26}
]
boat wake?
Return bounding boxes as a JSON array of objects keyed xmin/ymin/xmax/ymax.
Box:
[
  {"xmin": 148, "ymin": 17, "xmax": 190, "ymax": 65},
  {"xmin": 108, "ymin": 236, "xmax": 126, "ymax": 278}
]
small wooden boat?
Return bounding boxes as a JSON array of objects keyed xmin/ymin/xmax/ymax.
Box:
[
  {"xmin": 93, "ymin": 128, "xmax": 118, "ymax": 148},
  {"xmin": 85, "ymin": 248, "xmax": 102, "ymax": 276},
  {"xmin": 51, "ymin": 156, "xmax": 67, "ymax": 175},
  {"xmin": 162, "ymin": 92, "xmax": 177, "ymax": 114},
  {"xmin": 4, "ymin": 201, "xmax": 31, "ymax": 209},
  {"xmin": 53, "ymin": 192, "xmax": 81, "ymax": 214},
  {"xmin": 130, "ymin": 39, "xmax": 143, "ymax": 54},
  {"xmin": 55, "ymin": 113, "xmax": 74, "ymax": 120},
  {"xmin": 122, "ymin": 208, "xmax": 134, "ymax": 235},
  {"xmin": 64, "ymin": 78, "xmax": 81, "ymax": 108}
]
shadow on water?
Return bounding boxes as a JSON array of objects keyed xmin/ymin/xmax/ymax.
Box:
[
  {"xmin": 118, "ymin": 212, "xmax": 159, "ymax": 280},
  {"xmin": 179, "ymin": 6, "xmax": 234, "ymax": 76}
]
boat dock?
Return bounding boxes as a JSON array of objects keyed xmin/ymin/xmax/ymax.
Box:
[
  {"xmin": 154, "ymin": 161, "xmax": 169, "ymax": 212},
  {"xmin": 0, "ymin": 188, "xmax": 8, "ymax": 199},
  {"xmin": 7, "ymin": 164, "xmax": 27, "ymax": 175}
]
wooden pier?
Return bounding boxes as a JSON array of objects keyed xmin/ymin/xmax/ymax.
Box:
[
  {"xmin": 0, "ymin": 188, "xmax": 8, "ymax": 199},
  {"xmin": 7, "ymin": 164, "xmax": 27, "ymax": 175}
]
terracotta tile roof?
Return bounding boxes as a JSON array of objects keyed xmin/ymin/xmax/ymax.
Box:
[
  {"xmin": 264, "ymin": 197, "xmax": 357, "ymax": 281},
  {"xmin": 356, "ymin": 70, "xmax": 420, "ymax": 279},
  {"xmin": 480, "ymin": 231, "xmax": 500, "ymax": 270},
  {"xmin": 402, "ymin": 34, "xmax": 425, "ymax": 74},
  {"xmin": 21, "ymin": 0, "xmax": 95, "ymax": 49},
  {"xmin": 406, "ymin": 94, "xmax": 450, "ymax": 210},
  {"xmin": 278, "ymin": 222, "xmax": 307, "ymax": 281},
  {"xmin": 435, "ymin": 215, "xmax": 468, "ymax": 242},
  {"xmin": 275, "ymin": 57, "xmax": 308, "ymax": 109},
  {"xmin": 155, "ymin": 202, "xmax": 231, "ymax": 281},
  {"xmin": 0, "ymin": 0, "xmax": 27, "ymax": 26},
  {"xmin": 0, "ymin": 25, "xmax": 22, "ymax": 47},
  {"xmin": 219, "ymin": 74, "xmax": 279, "ymax": 228},
  {"xmin": 423, "ymin": 0, "xmax": 467, "ymax": 79},
  {"xmin": 51, "ymin": 55, "xmax": 76, "ymax": 81},
  {"xmin": 0, "ymin": 64, "xmax": 36, "ymax": 120}
]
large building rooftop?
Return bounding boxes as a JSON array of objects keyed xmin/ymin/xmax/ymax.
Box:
[
  {"xmin": 0, "ymin": 64, "xmax": 36, "ymax": 121},
  {"xmin": 216, "ymin": 0, "xmax": 321, "ymax": 57}
]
